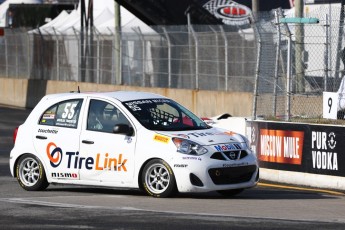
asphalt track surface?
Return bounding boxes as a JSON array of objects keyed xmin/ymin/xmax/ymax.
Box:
[{"xmin": 1, "ymin": 105, "xmax": 345, "ymax": 230}]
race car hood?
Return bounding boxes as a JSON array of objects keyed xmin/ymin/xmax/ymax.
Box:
[{"xmin": 157, "ymin": 127, "xmax": 244, "ymax": 146}]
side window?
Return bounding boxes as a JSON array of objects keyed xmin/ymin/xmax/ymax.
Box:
[
  {"xmin": 39, "ymin": 99, "xmax": 83, "ymax": 129},
  {"xmin": 87, "ymin": 99, "xmax": 130, "ymax": 133},
  {"xmin": 39, "ymin": 106, "xmax": 57, "ymax": 126}
]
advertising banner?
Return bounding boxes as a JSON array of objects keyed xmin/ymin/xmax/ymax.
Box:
[{"xmin": 251, "ymin": 121, "xmax": 345, "ymax": 177}]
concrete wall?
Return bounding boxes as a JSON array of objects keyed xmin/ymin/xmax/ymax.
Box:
[{"xmin": 0, "ymin": 78, "xmax": 253, "ymax": 117}]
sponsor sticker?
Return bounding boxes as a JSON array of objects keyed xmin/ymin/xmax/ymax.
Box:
[
  {"xmin": 174, "ymin": 164, "xmax": 188, "ymax": 168},
  {"xmin": 46, "ymin": 142, "xmax": 127, "ymax": 171},
  {"xmin": 214, "ymin": 143, "xmax": 242, "ymax": 151},
  {"xmin": 46, "ymin": 142, "xmax": 63, "ymax": 167},
  {"xmin": 182, "ymin": 156, "xmax": 202, "ymax": 161},
  {"xmin": 259, "ymin": 129, "xmax": 304, "ymax": 165},
  {"xmin": 51, "ymin": 172, "xmax": 79, "ymax": 179},
  {"xmin": 125, "ymin": 99, "xmax": 172, "ymax": 111},
  {"xmin": 43, "ymin": 114, "xmax": 55, "ymax": 119},
  {"xmin": 38, "ymin": 128, "xmax": 58, "ymax": 134},
  {"xmin": 153, "ymin": 134, "xmax": 170, "ymax": 144},
  {"xmin": 311, "ymin": 131, "xmax": 338, "ymax": 171}
]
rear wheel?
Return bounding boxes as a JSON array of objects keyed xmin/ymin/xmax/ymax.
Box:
[
  {"xmin": 141, "ymin": 159, "xmax": 177, "ymax": 198},
  {"xmin": 217, "ymin": 189, "xmax": 244, "ymax": 197},
  {"xmin": 16, "ymin": 154, "xmax": 49, "ymax": 191}
]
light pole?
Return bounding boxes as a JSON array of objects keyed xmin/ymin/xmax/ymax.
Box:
[{"xmin": 295, "ymin": 0, "xmax": 305, "ymax": 93}]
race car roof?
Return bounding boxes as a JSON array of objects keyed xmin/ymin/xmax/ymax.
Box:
[
  {"xmin": 41, "ymin": 91, "xmax": 167, "ymax": 103},
  {"xmin": 100, "ymin": 91, "xmax": 166, "ymax": 102}
]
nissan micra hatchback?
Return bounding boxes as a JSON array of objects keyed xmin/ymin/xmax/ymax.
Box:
[{"xmin": 10, "ymin": 91, "xmax": 259, "ymax": 197}]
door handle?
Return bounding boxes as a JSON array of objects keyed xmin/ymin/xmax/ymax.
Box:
[
  {"xmin": 82, "ymin": 140, "xmax": 94, "ymax": 144},
  {"xmin": 36, "ymin": 135, "xmax": 47, "ymax": 140}
]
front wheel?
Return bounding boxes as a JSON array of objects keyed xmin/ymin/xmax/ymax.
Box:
[
  {"xmin": 141, "ymin": 159, "xmax": 177, "ymax": 198},
  {"xmin": 16, "ymin": 154, "xmax": 49, "ymax": 191}
]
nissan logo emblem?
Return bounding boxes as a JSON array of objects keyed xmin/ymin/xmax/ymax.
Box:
[{"xmin": 229, "ymin": 151, "xmax": 237, "ymax": 160}]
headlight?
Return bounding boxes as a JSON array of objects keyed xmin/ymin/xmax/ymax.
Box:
[{"xmin": 172, "ymin": 138, "xmax": 208, "ymax": 156}]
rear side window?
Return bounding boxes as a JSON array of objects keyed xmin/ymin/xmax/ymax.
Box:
[{"xmin": 39, "ymin": 99, "xmax": 83, "ymax": 128}]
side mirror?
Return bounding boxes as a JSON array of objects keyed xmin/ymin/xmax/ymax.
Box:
[{"xmin": 113, "ymin": 124, "xmax": 134, "ymax": 136}]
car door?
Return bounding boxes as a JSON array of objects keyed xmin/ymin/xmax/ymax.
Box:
[
  {"xmin": 78, "ymin": 98, "xmax": 136, "ymax": 185},
  {"xmin": 33, "ymin": 98, "xmax": 84, "ymax": 180}
]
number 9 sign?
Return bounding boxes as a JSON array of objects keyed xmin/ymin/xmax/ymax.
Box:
[{"xmin": 323, "ymin": 92, "xmax": 338, "ymax": 119}]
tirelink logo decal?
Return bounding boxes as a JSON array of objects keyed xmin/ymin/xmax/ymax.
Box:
[{"xmin": 46, "ymin": 142, "xmax": 63, "ymax": 167}]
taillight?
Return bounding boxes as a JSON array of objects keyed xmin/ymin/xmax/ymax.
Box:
[{"xmin": 13, "ymin": 127, "xmax": 18, "ymax": 144}]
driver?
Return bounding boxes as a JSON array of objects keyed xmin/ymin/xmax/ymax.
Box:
[
  {"xmin": 87, "ymin": 101, "xmax": 105, "ymax": 130},
  {"xmin": 88, "ymin": 109, "xmax": 103, "ymax": 130}
]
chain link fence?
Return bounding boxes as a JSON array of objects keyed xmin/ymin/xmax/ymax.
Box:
[
  {"xmin": 253, "ymin": 5, "xmax": 345, "ymax": 124},
  {"xmin": 2, "ymin": 6, "xmax": 345, "ymax": 124},
  {"xmin": 0, "ymin": 24, "xmax": 256, "ymax": 92}
]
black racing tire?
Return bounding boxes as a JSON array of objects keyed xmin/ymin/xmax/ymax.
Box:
[
  {"xmin": 16, "ymin": 154, "xmax": 49, "ymax": 191},
  {"xmin": 141, "ymin": 159, "xmax": 177, "ymax": 198},
  {"xmin": 217, "ymin": 188, "xmax": 244, "ymax": 197}
]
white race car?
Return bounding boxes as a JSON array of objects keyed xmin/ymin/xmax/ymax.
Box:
[{"xmin": 10, "ymin": 91, "xmax": 259, "ymax": 198}]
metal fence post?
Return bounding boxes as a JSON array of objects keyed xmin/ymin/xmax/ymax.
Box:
[
  {"xmin": 190, "ymin": 25, "xmax": 199, "ymax": 89},
  {"xmin": 328, "ymin": 6, "xmax": 333, "ymax": 88},
  {"xmin": 15, "ymin": 30, "xmax": 18, "ymax": 78},
  {"xmin": 52, "ymin": 28, "xmax": 59, "ymax": 81},
  {"xmin": 324, "ymin": 14, "xmax": 329, "ymax": 91},
  {"xmin": 286, "ymin": 28, "xmax": 292, "ymax": 121},
  {"xmin": 220, "ymin": 26, "xmax": 228, "ymax": 91},
  {"xmin": 163, "ymin": 27, "xmax": 172, "ymax": 88},
  {"xmin": 27, "ymin": 31, "xmax": 33, "ymax": 78},
  {"xmin": 94, "ymin": 28, "xmax": 100, "ymax": 84},
  {"xmin": 273, "ymin": 9, "xmax": 282, "ymax": 117},
  {"xmin": 252, "ymin": 21, "xmax": 261, "ymax": 120},
  {"xmin": 115, "ymin": 26, "xmax": 122, "ymax": 85},
  {"xmin": 209, "ymin": 26, "xmax": 220, "ymax": 90},
  {"xmin": 141, "ymin": 29, "xmax": 146, "ymax": 87},
  {"xmin": 334, "ymin": 0, "xmax": 345, "ymax": 90},
  {"xmin": 5, "ymin": 31, "xmax": 8, "ymax": 77},
  {"xmin": 72, "ymin": 27, "xmax": 80, "ymax": 82},
  {"xmin": 280, "ymin": 12, "xmax": 293, "ymax": 121},
  {"xmin": 110, "ymin": 28, "xmax": 115, "ymax": 84},
  {"xmin": 133, "ymin": 27, "xmax": 146, "ymax": 87},
  {"xmin": 119, "ymin": 28, "xmax": 123, "ymax": 85}
]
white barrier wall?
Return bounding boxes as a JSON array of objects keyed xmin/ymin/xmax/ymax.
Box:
[
  {"xmin": 0, "ymin": 78, "xmax": 253, "ymax": 117},
  {"xmin": 251, "ymin": 120, "xmax": 345, "ymax": 191}
]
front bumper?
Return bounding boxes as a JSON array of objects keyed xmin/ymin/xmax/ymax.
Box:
[{"xmin": 172, "ymin": 154, "xmax": 259, "ymax": 193}]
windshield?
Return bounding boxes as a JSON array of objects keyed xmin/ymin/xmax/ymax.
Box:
[{"xmin": 123, "ymin": 98, "xmax": 210, "ymax": 131}]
